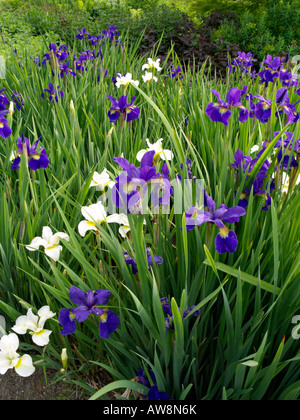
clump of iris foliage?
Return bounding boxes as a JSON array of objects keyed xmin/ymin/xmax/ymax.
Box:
[{"xmin": 0, "ymin": 23, "xmax": 300, "ymax": 401}]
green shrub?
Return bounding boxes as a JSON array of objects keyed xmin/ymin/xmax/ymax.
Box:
[{"xmin": 212, "ymin": 8, "xmax": 299, "ymax": 63}]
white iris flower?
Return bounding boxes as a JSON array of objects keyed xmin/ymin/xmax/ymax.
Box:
[
  {"xmin": 142, "ymin": 58, "xmax": 162, "ymax": 72},
  {"xmin": 26, "ymin": 227, "xmax": 70, "ymax": 262},
  {"xmin": 115, "ymin": 73, "xmax": 139, "ymax": 88},
  {"xmin": 0, "ymin": 333, "xmax": 35, "ymax": 377},
  {"xmin": 136, "ymin": 138, "xmax": 174, "ymax": 162},
  {"xmin": 89, "ymin": 168, "xmax": 115, "ymax": 191},
  {"xmin": 78, "ymin": 201, "xmax": 130, "ymax": 237},
  {"xmin": 12, "ymin": 306, "xmax": 55, "ymax": 347}
]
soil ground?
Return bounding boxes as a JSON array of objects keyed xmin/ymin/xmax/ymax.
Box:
[
  {"xmin": 0, "ymin": 366, "xmax": 115, "ymax": 400},
  {"xmin": 0, "ymin": 369, "xmax": 85, "ymax": 400}
]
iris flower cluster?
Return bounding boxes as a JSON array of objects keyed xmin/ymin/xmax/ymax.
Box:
[
  {"xmin": 257, "ymin": 131, "xmax": 300, "ymax": 171},
  {"xmin": 206, "ymin": 83, "xmax": 299, "ymax": 126},
  {"xmin": 185, "ymin": 190, "xmax": 246, "ymax": 254},
  {"xmin": 227, "ymin": 51, "xmax": 257, "ymax": 75},
  {"xmin": 76, "ymin": 25, "xmax": 120, "ymax": 44},
  {"xmin": 231, "ymin": 149, "xmax": 274, "ymax": 211},
  {"xmin": 248, "ymin": 87, "xmax": 299, "ymax": 124},
  {"xmin": 112, "ymin": 150, "xmax": 172, "ymax": 213},
  {"xmin": 227, "ymin": 52, "xmax": 298, "ymax": 89},
  {"xmin": 258, "ymin": 54, "xmax": 298, "ymax": 87},
  {"xmin": 32, "ymin": 25, "xmax": 121, "ymax": 84},
  {"xmin": 58, "ymin": 286, "xmax": 119, "ymax": 339}
]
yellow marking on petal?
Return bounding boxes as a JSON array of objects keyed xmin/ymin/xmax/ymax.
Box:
[
  {"xmin": 123, "ymin": 182, "xmax": 135, "ymax": 194},
  {"xmin": 99, "ymin": 313, "xmax": 108, "ymax": 323},
  {"xmin": 34, "ymin": 329, "xmax": 46, "ymax": 336},
  {"xmin": 219, "ymin": 227, "xmax": 230, "ymax": 238},
  {"xmin": 31, "ymin": 153, "xmax": 40, "ymax": 160},
  {"xmin": 46, "ymin": 245, "xmax": 58, "ymax": 251},
  {"xmin": 125, "ymin": 105, "xmax": 136, "ymax": 113},
  {"xmin": 219, "ymin": 107, "xmax": 228, "ymax": 114},
  {"xmin": 69, "ymin": 312, "xmax": 76, "ymax": 321},
  {"xmin": 14, "ymin": 357, "xmax": 23, "ymax": 369},
  {"xmin": 0, "ymin": 123, "xmax": 4, "ymax": 128}
]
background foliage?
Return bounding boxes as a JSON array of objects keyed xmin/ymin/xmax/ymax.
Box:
[{"xmin": 1, "ymin": 0, "xmax": 299, "ymax": 74}]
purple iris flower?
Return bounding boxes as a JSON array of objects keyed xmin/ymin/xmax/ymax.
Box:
[
  {"xmin": 258, "ymin": 131, "xmax": 300, "ymax": 170},
  {"xmin": 112, "ymin": 151, "xmax": 172, "ymax": 212},
  {"xmin": 88, "ymin": 34, "xmax": 103, "ymax": 46},
  {"xmin": 41, "ymin": 83, "xmax": 64, "ymax": 103},
  {"xmin": 247, "ymin": 87, "xmax": 299, "ymax": 124},
  {"xmin": 248, "ymin": 94, "xmax": 272, "ymax": 123},
  {"xmin": 205, "ymin": 86, "xmax": 249, "ymax": 125},
  {"xmin": 58, "ymin": 286, "xmax": 119, "ymax": 339},
  {"xmin": 107, "ymin": 94, "xmax": 140, "ymax": 123},
  {"xmin": 185, "ymin": 190, "xmax": 246, "ymax": 254},
  {"xmin": 148, "ymin": 386, "xmax": 173, "ymax": 400},
  {"xmin": 76, "ymin": 27, "xmax": 87, "ymax": 40},
  {"xmin": 59, "ymin": 61, "xmax": 76, "ymax": 78},
  {"xmin": 231, "ymin": 149, "xmax": 274, "ymax": 211},
  {"xmin": 168, "ymin": 64, "xmax": 183, "ymax": 80},
  {"xmin": 11, "ymin": 135, "xmax": 49, "ymax": 171},
  {"xmin": 0, "ymin": 89, "xmax": 9, "ymax": 112},
  {"xmin": 275, "ymin": 87, "xmax": 299, "ymax": 124},
  {"xmin": 102, "ymin": 25, "xmax": 120, "ymax": 41},
  {"xmin": 181, "ymin": 158, "xmax": 194, "ymax": 179},
  {"xmin": 258, "ymin": 55, "xmax": 284, "ymax": 85},
  {"xmin": 11, "ymin": 91, "xmax": 24, "ymax": 111},
  {"xmin": 0, "ymin": 111, "xmax": 12, "ymax": 138},
  {"xmin": 227, "ymin": 51, "xmax": 257, "ymax": 74},
  {"xmin": 134, "ymin": 369, "xmax": 172, "ymax": 400},
  {"xmin": 42, "ymin": 43, "xmax": 68, "ymax": 66},
  {"xmin": 136, "ymin": 368, "xmax": 156, "ymax": 388},
  {"xmin": 279, "ymin": 69, "xmax": 297, "ymax": 87},
  {"xmin": 161, "ymin": 297, "xmax": 200, "ymax": 332},
  {"xmin": 124, "ymin": 248, "xmax": 163, "ymax": 275}
]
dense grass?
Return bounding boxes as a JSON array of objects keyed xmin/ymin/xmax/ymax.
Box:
[{"xmin": 0, "ymin": 27, "xmax": 300, "ymax": 400}]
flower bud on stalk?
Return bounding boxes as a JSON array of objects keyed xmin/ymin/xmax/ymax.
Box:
[
  {"xmin": 70, "ymin": 100, "xmax": 75, "ymax": 114},
  {"xmin": 60, "ymin": 348, "xmax": 68, "ymax": 373},
  {"xmin": 9, "ymin": 101, "xmax": 14, "ymax": 117}
]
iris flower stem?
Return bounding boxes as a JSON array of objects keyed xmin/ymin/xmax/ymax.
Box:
[
  {"xmin": 22, "ymin": 143, "xmax": 39, "ymax": 213},
  {"xmin": 96, "ymin": 231, "xmax": 102, "ymax": 249},
  {"xmin": 27, "ymin": 169, "xmax": 39, "ymax": 214},
  {"xmin": 42, "ymin": 347, "xmax": 48, "ymax": 386}
]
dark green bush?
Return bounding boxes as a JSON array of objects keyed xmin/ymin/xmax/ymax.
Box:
[{"xmin": 212, "ymin": 5, "xmax": 299, "ymax": 63}]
